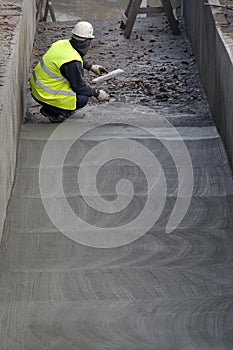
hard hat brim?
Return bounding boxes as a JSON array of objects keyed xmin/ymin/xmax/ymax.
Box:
[{"xmin": 71, "ymin": 34, "xmax": 95, "ymax": 41}]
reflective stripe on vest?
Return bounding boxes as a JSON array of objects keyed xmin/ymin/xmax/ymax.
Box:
[
  {"xmin": 32, "ymin": 71, "xmax": 76, "ymax": 97},
  {"xmin": 30, "ymin": 40, "xmax": 83, "ymax": 110},
  {"xmin": 39, "ymin": 57, "xmax": 68, "ymax": 83}
]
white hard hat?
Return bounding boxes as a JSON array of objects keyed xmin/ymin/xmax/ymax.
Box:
[{"xmin": 72, "ymin": 21, "xmax": 95, "ymax": 39}]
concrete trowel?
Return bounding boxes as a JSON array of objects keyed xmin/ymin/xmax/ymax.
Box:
[{"xmin": 92, "ymin": 68, "xmax": 125, "ymax": 83}]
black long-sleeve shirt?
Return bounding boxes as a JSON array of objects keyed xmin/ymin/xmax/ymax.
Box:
[
  {"xmin": 60, "ymin": 61, "xmax": 99, "ymax": 98},
  {"xmin": 60, "ymin": 39, "xmax": 99, "ymax": 98}
]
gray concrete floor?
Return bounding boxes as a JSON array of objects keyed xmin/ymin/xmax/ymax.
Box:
[
  {"xmin": 52, "ymin": 0, "xmax": 160, "ymax": 21},
  {"xmin": 1, "ymin": 14, "xmax": 233, "ymax": 350}
]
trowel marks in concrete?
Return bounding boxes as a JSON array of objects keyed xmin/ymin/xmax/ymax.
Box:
[
  {"xmin": 1, "ymin": 103, "xmax": 233, "ymax": 348},
  {"xmin": 39, "ymin": 109, "xmax": 193, "ymax": 248}
]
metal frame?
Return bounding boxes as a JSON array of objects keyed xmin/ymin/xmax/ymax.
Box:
[
  {"xmin": 36, "ymin": 0, "xmax": 56, "ymax": 22},
  {"xmin": 120, "ymin": 0, "xmax": 180, "ymax": 38}
]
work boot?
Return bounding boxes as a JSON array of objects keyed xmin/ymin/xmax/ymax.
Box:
[{"xmin": 40, "ymin": 107, "xmax": 66, "ymax": 123}]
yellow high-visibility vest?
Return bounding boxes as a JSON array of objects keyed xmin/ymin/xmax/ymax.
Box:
[{"xmin": 30, "ymin": 39, "xmax": 83, "ymax": 110}]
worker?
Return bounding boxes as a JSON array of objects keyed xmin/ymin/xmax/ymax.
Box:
[{"xmin": 29, "ymin": 21, "xmax": 109, "ymax": 122}]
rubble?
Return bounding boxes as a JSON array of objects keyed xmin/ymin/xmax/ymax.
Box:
[{"xmin": 26, "ymin": 16, "xmax": 212, "ymax": 124}]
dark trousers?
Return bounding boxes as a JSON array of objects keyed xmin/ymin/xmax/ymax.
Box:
[{"xmin": 33, "ymin": 94, "xmax": 89, "ymax": 120}]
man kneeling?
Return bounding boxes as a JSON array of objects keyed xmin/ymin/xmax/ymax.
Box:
[{"xmin": 30, "ymin": 21, "xmax": 109, "ymax": 123}]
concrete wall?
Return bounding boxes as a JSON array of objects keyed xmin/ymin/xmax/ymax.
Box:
[
  {"xmin": 183, "ymin": 0, "xmax": 233, "ymax": 170},
  {"xmin": 0, "ymin": 0, "xmax": 36, "ymax": 242}
]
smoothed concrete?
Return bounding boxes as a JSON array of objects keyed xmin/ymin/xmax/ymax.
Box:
[
  {"xmin": 183, "ymin": 0, "xmax": 233, "ymax": 169},
  {"xmin": 1, "ymin": 103, "xmax": 233, "ymax": 348}
]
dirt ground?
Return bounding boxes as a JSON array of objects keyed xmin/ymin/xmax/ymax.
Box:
[{"xmin": 25, "ymin": 15, "xmax": 212, "ymax": 125}]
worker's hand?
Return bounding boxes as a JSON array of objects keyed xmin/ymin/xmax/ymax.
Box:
[
  {"xmin": 97, "ymin": 89, "xmax": 110, "ymax": 101},
  {"xmin": 91, "ymin": 64, "xmax": 108, "ymax": 76}
]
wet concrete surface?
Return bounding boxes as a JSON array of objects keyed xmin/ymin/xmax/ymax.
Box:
[
  {"xmin": 1, "ymin": 13, "xmax": 233, "ymax": 350},
  {"xmin": 53, "ymin": 0, "xmax": 126, "ymax": 21},
  {"xmin": 26, "ymin": 17, "xmax": 212, "ymax": 125},
  {"xmin": 53, "ymin": 0, "xmax": 160, "ymax": 21}
]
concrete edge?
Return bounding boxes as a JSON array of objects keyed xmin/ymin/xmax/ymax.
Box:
[
  {"xmin": 183, "ymin": 0, "xmax": 233, "ymax": 171},
  {"xmin": 0, "ymin": 0, "xmax": 36, "ymax": 243}
]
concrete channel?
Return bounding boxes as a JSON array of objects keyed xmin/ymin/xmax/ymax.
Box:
[{"xmin": 0, "ymin": 0, "xmax": 233, "ymax": 348}]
